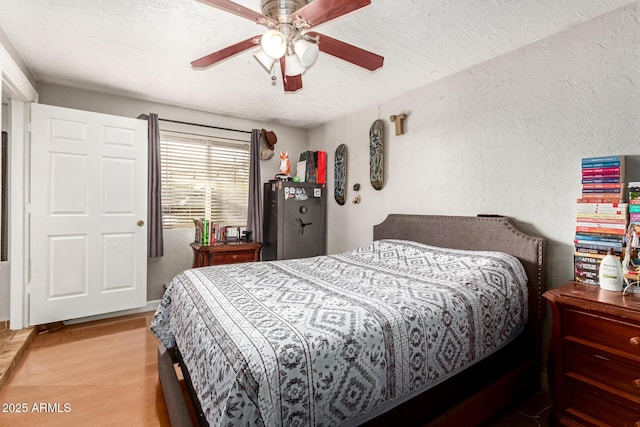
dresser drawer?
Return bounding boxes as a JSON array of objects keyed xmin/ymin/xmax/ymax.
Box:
[
  {"xmin": 566, "ymin": 344, "xmax": 640, "ymax": 397},
  {"xmin": 211, "ymin": 251, "xmax": 256, "ymax": 265},
  {"xmin": 566, "ymin": 381, "xmax": 640, "ymax": 426},
  {"xmin": 564, "ymin": 309, "xmax": 640, "ymax": 356}
]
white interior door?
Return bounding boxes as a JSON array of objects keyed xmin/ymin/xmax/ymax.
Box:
[{"xmin": 29, "ymin": 103, "xmax": 147, "ymax": 325}]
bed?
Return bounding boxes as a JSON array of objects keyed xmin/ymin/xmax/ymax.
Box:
[{"xmin": 151, "ymin": 214, "xmax": 546, "ymax": 426}]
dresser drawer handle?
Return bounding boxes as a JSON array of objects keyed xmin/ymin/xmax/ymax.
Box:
[
  {"xmin": 635, "ymin": 379, "xmax": 640, "ymax": 390},
  {"xmin": 632, "ymin": 336, "xmax": 640, "ymax": 348},
  {"xmin": 232, "ymin": 255, "xmax": 237, "ymax": 259}
]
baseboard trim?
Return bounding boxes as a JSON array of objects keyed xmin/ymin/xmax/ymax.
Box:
[{"xmin": 63, "ymin": 300, "xmax": 161, "ymax": 326}]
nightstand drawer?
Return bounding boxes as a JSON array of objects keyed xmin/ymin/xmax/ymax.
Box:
[
  {"xmin": 191, "ymin": 242, "xmax": 261, "ymax": 267},
  {"xmin": 564, "ymin": 309, "xmax": 640, "ymax": 356},
  {"xmin": 212, "ymin": 251, "xmax": 256, "ymax": 265},
  {"xmin": 567, "ymin": 381, "xmax": 640, "ymax": 425},
  {"xmin": 566, "ymin": 344, "xmax": 640, "ymax": 396}
]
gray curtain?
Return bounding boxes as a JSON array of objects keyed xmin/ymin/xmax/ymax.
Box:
[
  {"xmin": 138, "ymin": 113, "xmax": 164, "ymax": 257},
  {"xmin": 247, "ymin": 129, "xmax": 262, "ymax": 243}
]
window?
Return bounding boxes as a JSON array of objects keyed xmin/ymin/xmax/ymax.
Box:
[{"xmin": 160, "ymin": 130, "xmax": 250, "ymax": 229}]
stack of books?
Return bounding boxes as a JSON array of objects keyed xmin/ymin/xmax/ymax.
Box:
[
  {"xmin": 194, "ymin": 220, "xmax": 245, "ymax": 245},
  {"xmin": 574, "ymin": 155, "xmax": 628, "ymax": 285},
  {"xmin": 629, "ymin": 183, "xmax": 640, "ymax": 233},
  {"xmin": 580, "ymin": 155, "xmax": 626, "ymax": 203},
  {"xmin": 625, "ymin": 183, "xmax": 640, "ymax": 285}
]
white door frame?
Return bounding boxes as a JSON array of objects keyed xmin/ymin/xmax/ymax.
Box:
[{"xmin": 1, "ymin": 40, "xmax": 38, "ymax": 330}]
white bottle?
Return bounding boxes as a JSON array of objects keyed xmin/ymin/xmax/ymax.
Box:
[{"xmin": 599, "ymin": 249, "xmax": 623, "ymax": 292}]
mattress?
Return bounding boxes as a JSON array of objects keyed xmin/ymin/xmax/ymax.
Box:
[{"xmin": 150, "ymin": 239, "xmax": 528, "ymax": 426}]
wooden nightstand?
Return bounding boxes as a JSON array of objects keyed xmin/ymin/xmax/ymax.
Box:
[
  {"xmin": 190, "ymin": 241, "xmax": 262, "ymax": 268},
  {"xmin": 543, "ymin": 281, "xmax": 640, "ymax": 426}
]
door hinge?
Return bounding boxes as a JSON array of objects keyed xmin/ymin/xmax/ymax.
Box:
[
  {"xmin": 24, "ymin": 283, "xmax": 32, "ymax": 295},
  {"xmin": 24, "ymin": 203, "xmax": 31, "ymax": 213},
  {"xmin": 25, "ymin": 122, "xmax": 32, "ymax": 132}
]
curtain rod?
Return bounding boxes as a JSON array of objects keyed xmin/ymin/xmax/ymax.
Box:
[{"xmin": 158, "ymin": 118, "xmax": 252, "ymax": 135}]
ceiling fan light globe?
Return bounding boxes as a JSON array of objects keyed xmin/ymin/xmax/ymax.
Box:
[
  {"xmin": 253, "ymin": 49, "xmax": 275, "ymax": 73},
  {"xmin": 294, "ymin": 39, "xmax": 319, "ymax": 67},
  {"xmin": 285, "ymin": 54, "xmax": 306, "ymax": 76},
  {"xmin": 261, "ymin": 29, "xmax": 287, "ymax": 59}
]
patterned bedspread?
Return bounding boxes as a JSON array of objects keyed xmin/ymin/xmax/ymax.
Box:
[{"xmin": 151, "ymin": 240, "xmax": 528, "ymax": 426}]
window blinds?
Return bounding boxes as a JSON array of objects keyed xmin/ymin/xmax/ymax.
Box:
[{"xmin": 160, "ymin": 130, "xmax": 250, "ymax": 229}]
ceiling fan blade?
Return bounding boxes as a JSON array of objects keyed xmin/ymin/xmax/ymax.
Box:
[
  {"xmin": 292, "ymin": 0, "xmax": 371, "ymax": 27},
  {"xmin": 308, "ymin": 32, "xmax": 384, "ymax": 71},
  {"xmin": 196, "ymin": 0, "xmax": 268, "ymax": 24},
  {"xmin": 279, "ymin": 57, "xmax": 303, "ymax": 92},
  {"xmin": 191, "ymin": 35, "xmax": 261, "ymax": 68}
]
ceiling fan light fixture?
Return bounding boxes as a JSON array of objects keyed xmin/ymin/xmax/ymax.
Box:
[
  {"xmin": 294, "ymin": 39, "xmax": 319, "ymax": 67},
  {"xmin": 284, "ymin": 53, "xmax": 306, "ymax": 76},
  {"xmin": 191, "ymin": 0, "xmax": 385, "ymax": 92},
  {"xmin": 253, "ymin": 49, "xmax": 275, "ymax": 72},
  {"xmin": 261, "ymin": 29, "xmax": 287, "ymax": 59}
]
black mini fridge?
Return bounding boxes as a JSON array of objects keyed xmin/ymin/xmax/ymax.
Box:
[{"xmin": 262, "ymin": 180, "xmax": 326, "ymax": 261}]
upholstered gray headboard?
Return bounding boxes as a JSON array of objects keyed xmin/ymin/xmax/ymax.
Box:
[{"xmin": 373, "ymin": 214, "xmax": 546, "ymax": 345}]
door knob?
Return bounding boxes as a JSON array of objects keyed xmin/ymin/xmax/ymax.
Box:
[{"xmin": 137, "ymin": 220, "xmax": 145, "ymax": 227}]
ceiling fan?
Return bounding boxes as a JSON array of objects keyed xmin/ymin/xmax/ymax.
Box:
[{"xmin": 191, "ymin": 0, "xmax": 384, "ymax": 92}]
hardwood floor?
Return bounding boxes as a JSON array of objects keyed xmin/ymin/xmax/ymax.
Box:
[
  {"xmin": 0, "ymin": 322, "xmax": 35, "ymax": 390},
  {"xmin": 0, "ymin": 312, "xmax": 170, "ymax": 426},
  {"xmin": 0, "ymin": 311, "xmax": 551, "ymax": 427}
]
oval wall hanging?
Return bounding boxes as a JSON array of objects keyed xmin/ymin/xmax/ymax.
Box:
[
  {"xmin": 334, "ymin": 144, "xmax": 347, "ymax": 205},
  {"xmin": 369, "ymin": 119, "xmax": 384, "ymax": 190}
]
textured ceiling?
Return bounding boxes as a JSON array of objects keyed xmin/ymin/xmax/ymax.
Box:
[{"xmin": 0, "ymin": 0, "xmax": 632, "ymax": 128}]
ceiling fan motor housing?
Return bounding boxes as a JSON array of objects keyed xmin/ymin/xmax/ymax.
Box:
[{"xmin": 261, "ymin": 0, "xmax": 308, "ymax": 23}]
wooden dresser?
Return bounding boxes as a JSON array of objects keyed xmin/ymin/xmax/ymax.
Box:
[
  {"xmin": 543, "ymin": 281, "xmax": 640, "ymax": 426},
  {"xmin": 190, "ymin": 241, "xmax": 262, "ymax": 268}
]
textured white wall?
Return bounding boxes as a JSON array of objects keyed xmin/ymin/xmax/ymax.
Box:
[
  {"xmin": 37, "ymin": 84, "xmax": 309, "ymax": 300},
  {"xmin": 309, "ymin": 4, "xmax": 640, "ymax": 290}
]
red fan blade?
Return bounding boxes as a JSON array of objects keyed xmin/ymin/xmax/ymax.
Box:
[
  {"xmin": 191, "ymin": 35, "xmax": 261, "ymax": 68},
  {"xmin": 196, "ymin": 0, "xmax": 267, "ymax": 24},
  {"xmin": 279, "ymin": 57, "xmax": 303, "ymax": 93},
  {"xmin": 308, "ymin": 32, "xmax": 383, "ymax": 71},
  {"xmin": 292, "ymin": 0, "xmax": 371, "ymax": 27}
]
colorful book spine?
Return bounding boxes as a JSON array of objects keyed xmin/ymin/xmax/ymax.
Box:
[
  {"xmin": 582, "ymin": 182, "xmax": 625, "ymax": 189},
  {"xmin": 576, "ymin": 227, "xmax": 625, "ymax": 235},
  {"xmin": 575, "ymin": 250, "xmax": 607, "ymax": 259},
  {"xmin": 575, "ymin": 244, "xmax": 623, "ymax": 253},
  {"xmin": 578, "ymin": 196, "xmax": 625, "ymax": 203},
  {"xmin": 576, "ymin": 213, "xmax": 628, "ymax": 220},
  {"xmin": 581, "ymin": 190, "xmax": 622, "ymax": 197},
  {"xmin": 582, "ymin": 167, "xmax": 621, "ymax": 176},
  {"xmin": 576, "ymin": 208, "xmax": 628, "ymax": 214},
  {"xmin": 576, "ymin": 222, "xmax": 627, "ymax": 229},
  {"xmin": 575, "ymin": 233, "xmax": 623, "ymax": 242},
  {"xmin": 582, "ymin": 155, "xmax": 624, "ymax": 166},
  {"xmin": 575, "ymin": 219, "xmax": 628, "ymax": 226},
  {"xmin": 582, "ymin": 177, "xmax": 622, "ymax": 184}
]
